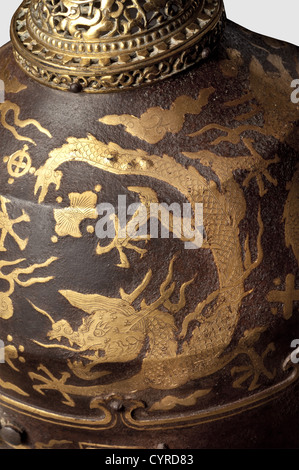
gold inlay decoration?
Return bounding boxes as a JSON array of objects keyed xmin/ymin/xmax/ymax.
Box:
[
  {"xmin": 53, "ymin": 191, "xmax": 98, "ymax": 239},
  {"xmin": 0, "ymin": 196, "xmax": 30, "ymax": 252},
  {"xmin": 0, "ymin": 353, "xmax": 297, "ymax": 431},
  {"xmin": 10, "ymin": 0, "xmax": 225, "ymax": 93},
  {"xmin": 0, "ymin": 53, "xmax": 52, "ymax": 144},
  {"xmin": 0, "ymin": 256, "xmax": 57, "ymax": 320},
  {"xmin": 99, "ymin": 87, "xmax": 215, "ymax": 143}
]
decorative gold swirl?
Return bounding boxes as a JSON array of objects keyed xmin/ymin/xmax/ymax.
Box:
[
  {"xmin": 0, "ymin": 256, "xmax": 57, "ymax": 320},
  {"xmin": 99, "ymin": 88, "xmax": 215, "ymax": 144},
  {"xmin": 149, "ymin": 389, "xmax": 211, "ymax": 411}
]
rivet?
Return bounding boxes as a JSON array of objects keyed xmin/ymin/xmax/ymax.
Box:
[
  {"xmin": 157, "ymin": 443, "xmax": 169, "ymax": 449},
  {"xmin": 201, "ymin": 47, "xmax": 211, "ymax": 59},
  {"xmin": 70, "ymin": 82, "xmax": 83, "ymax": 93},
  {"xmin": 109, "ymin": 399, "xmax": 124, "ymax": 412},
  {"xmin": 0, "ymin": 426, "xmax": 23, "ymax": 446}
]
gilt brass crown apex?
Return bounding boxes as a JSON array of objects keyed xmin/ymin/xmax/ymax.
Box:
[{"xmin": 11, "ymin": 0, "xmax": 225, "ymax": 93}]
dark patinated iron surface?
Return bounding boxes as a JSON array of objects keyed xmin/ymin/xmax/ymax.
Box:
[{"xmin": 0, "ymin": 18, "xmax": 298, "ymax": 449}]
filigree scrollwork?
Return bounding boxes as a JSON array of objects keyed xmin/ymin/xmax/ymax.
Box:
[
  {"xmin": 11, "ymin": 0, "xmax": 225, "ymax": 92},
  {"xmin": 30, "ymin": 0, "xmax": 186, "ymax": 40}
]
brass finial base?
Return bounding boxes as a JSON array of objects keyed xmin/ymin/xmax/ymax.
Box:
[{"xmin": 11, "ymin": 0, "xmax": 225, "ymax": 93}]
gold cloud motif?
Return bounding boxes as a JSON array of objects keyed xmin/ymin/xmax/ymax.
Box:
[{"xmin": 99, "ymin": 88, "xmax": 215, "ymax": 144}]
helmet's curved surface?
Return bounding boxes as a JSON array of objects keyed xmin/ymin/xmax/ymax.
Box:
[{"xmin": 0, "ymin": 0, "xmax": 298, "ymax": 449}]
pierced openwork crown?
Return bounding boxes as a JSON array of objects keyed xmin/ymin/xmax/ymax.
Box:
[{"xmin": 11, "ymin": 0, "xmax": 225, "ymax": 93}]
